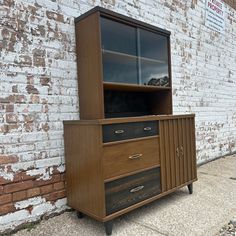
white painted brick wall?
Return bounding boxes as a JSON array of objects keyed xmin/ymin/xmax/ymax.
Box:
[{"xmin": 0, "ymin": 0, "xmax": 235, "ymax": 232}]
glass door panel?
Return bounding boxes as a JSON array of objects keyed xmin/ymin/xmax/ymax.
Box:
[
  {"xmin": 139, "ymin": 29, "xmax": 169, "ymax": 87},
  {"xmin": 100, "ymin": 17, "xmax": 138, "ymax": 84}
]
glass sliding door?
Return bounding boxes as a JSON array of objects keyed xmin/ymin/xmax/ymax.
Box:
[
  {"xmin": 100, "ymin": 17, "xmax": 139, "ymax": 84},
  {"xmin": 139, "ymin": 29, "xmax": 169, "ymax": 87},
  {"xmin": 100, "ymin": 17, "xmax": 170, "ymax": 87}
]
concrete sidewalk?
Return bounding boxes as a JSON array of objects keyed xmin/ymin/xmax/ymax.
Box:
[{"xmin": 15, "ymin": 155, "xmax": 236, "ymax": 236}]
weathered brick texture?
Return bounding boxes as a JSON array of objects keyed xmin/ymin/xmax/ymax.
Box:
[{"xmin": 0, "ymin": 0, "xmax": 236, "ymax": 233}]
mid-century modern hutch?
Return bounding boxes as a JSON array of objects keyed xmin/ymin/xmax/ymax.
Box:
[{"xmin": 64, "ymin": 6, "xmax": 197, "ymax": 235}]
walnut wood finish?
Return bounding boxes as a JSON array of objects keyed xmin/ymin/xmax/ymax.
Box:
[
  {"xmin": 105, "ymin": 167, "xmax": 161, "ymax": 215},
  {"xmin": 75, "ymin": 12, "xmax": 104, "ymax": 119},
  {"xmin": 75, "ymin": 7, "xmax": 173, "ymax": 120},
  {"xmin": 65, "ymin": 7, "xmax": 197, "ymax": 234},
  {"xmin": 159, "ymin": 117, "xmax": 197, "ymax": 192},
  {"xmin": 64, "ymin": 123, "xmax": 105, "ymax": 217},
  {"xmin": 103, "ymin": 137, "xmax": 160, "ymax": 180},
  {"xmin": 102, "ymin": 121, "xmax": 158, "ymax": 143}
]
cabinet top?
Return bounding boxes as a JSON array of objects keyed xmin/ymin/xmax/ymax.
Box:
[
  {"xmin": 63, "ymin": 114, "xmax": 195, "ymax": 125},
  {"xmin": 74, "ymin": 6, "xmax": 171, "ymax": 36}
]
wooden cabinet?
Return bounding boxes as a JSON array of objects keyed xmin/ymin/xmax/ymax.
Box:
[
  {"xmin": 159, "ymin": 117, "xmax": 197, "ymax": 192},
  {"xmin": 64, "ymin": 6, "xmax": 197, "ymax": 235}
]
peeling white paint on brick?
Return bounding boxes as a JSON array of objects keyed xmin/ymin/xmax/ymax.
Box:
[
  {"xmin": 0, "ymin": 0, "xmax": 236, "ymax": 233},
  {"xmin": 15, "ymin": 197, "xmax": 46, "ymax": 210},
  {"xmin": 0, "ymin": 198, "xmax": 68, "ymax": 233},
  {"xmin": 0, "ymin": 167, "xmax": 14, "ymax": 181}
]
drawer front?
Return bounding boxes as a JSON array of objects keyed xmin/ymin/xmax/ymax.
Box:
[
  {"xmin": 103, "ymin": 121, "xmax": 158, "ymax": 143},
  {"xmin": 105, "ymin": 167, "xmax": 161, "ymax": 215},
  {"xmin": 103, "ymin": 138, "xmax": 159, "ymax": 179}
]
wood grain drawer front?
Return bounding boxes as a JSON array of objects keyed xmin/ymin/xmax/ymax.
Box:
[
  {"xmin": 103, "ymin": 138, "xmax": 159, "ymax": 180},
  {"xmin": 105, "ymin": 167, "xmax": 161, "ymax": 215},
  {"xmin": 102, "ymin": 121, "xmax": 158, "ymax": 143}
]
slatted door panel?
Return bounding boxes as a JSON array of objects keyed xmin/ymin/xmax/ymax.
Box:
[
  {"xmin": 160, "ymin": 119, "xmax": 179, "ymax": 192},
  {"xmin": 160, "ymin": 117, "xmax": 197, "ymax": 192},
  {"xmin": 180, "ymin": 117, "xmax": 197, "ymax": 182}
]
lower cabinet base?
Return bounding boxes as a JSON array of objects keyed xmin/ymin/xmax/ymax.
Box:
[
  {"xmin": 75, "ymin": 183, "xmax": 195, "ymax": 235},
  {"xmin": 187, "ymin": 183, "xmax": 193, "ymax": 194},
  {"xmin": 104, "ymin": 220, "xmax": 113, "ymax": 236}
]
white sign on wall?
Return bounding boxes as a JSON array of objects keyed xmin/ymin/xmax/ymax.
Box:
[{"xmin": 205, "ymin": 0, "xmax": 225, "ymax": 33}]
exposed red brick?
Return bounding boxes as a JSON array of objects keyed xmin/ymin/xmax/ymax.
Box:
[
  {"xmin": 12, "ymin": 85, "xmax": 18, "ymax": 93},
  {"xmin": 0, "ymin": 176, "xmax": 11, "ymax": 185},
  {"xmin": 35, "ymin": 174, "xmax": 61, "ymax": 187},
  {"xmin": 0, "ymin": 186, "xmax": 3, "ymax": 194},
  {"xmin": 3, "ymin": 0, "xmax": 15, "ymax": 7},
  {"xmin": 7, "ymin": 123, "xmax": 20, "ymax": 132},
  {"xmin": 31, "ymin": 25, "xmax": 46, "ymax": 37},
  {"xmin": 40, "ymin": 184, "xmax": 53, "ymax": 194},
  {"xmin": 27, "ymin": 187, "xmax": 40, "ymax": 198},
  {"xmin": 33, "ymin": 56, "xmax": 45, "ymax": 67},
  {"xmin": 13, "ymin": 171, "xmax": 37, "ymax": 183},
  {"xmin": 41, "ymin": 123, "xmax": 50, "ymax": 132},
  {"xmin": 5, "ymin": 104, "xmax": 14, "ymax": 112},
  {"xmin": 0, "ymin": 194, "xmax": 12, "ymax": 205},
  {"xmin": 40, "ymin": 76, "xmax": 50, "ymax": 86},
  {"xmin": 0, "ymin": 124, "xmax": 9, "ymax": 134},
  {"xmin": 53, "ymin": 182, "xmax": 64, "ymax": 191},
  {"xmin": 61, "ymin": 173, "xmax": 66, "ymax": 181},
  {"xmin": 0, "ymin": 203, "xmax": 15, "ymax": 215},
  {"xmin": 43, "ymin": 190, "xmax": 66, "ymax": 202},
  {"xmin": 0, "ymin": 155, "xmax": 19, "ymax": 165},
  {"xmin": 5, "ymin": 113, "xmax": 18, "ymax": 123},
  {"xmin": 26, "ymin": 85, "xmax": 39, "ymax": 94},
  {"xmin": 46, "ymin": 10, "xmax": 64, "ymax": 22},
  {"xmin": 23, "ymin": 122, "xmax": 34, "ymax": 132},
  {"xmin": 4, "ymin": 180, "xmax": 34, "ymax": 193},
  {"xmin": 18, "ymin": 55, "xmax": 32, "ymax": 66},
  {"xmin": 8, "ymin": 94, "xmax": 26, "ymax": 103},
  {"xmin": 12, "ymin": 190, "xmax": 27, "ymax": 202},
  {"xmin": 0, "ymin": 96, "xmax": 10, "ymax": 103}
]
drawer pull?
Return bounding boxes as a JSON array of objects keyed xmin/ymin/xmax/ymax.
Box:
[
  {"xmin": 129, "ymin": 153, "xmax": 142, "ymax": 160},
  {"xmin": 114, "ymin": 129, "xmax": 124, "ymax": 134},
  {"xmin": 144, "ymin": 127, "xmax": 152, "ymax": 131},
  {"xmin": 130, "ymin": 185, "xmax": 144, "ymax": 193}
]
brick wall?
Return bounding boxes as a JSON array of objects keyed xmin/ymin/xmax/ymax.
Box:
[{"xmin": 0, "ymin": 0, "xmax": 236, "ymax": 233}]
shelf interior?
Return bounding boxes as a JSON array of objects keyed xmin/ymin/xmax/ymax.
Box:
[{"xmin": 103, "ymin": 82, "xmax": 171, "ymax": 92}]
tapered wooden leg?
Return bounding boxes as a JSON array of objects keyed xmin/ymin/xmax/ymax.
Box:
[
  {"xmin": 77, "ymin": 211, "xmax": 84, "ymax": 219},
  {"xmin": 104, "ymin": 220, "xmax": 113, "ymax": 235},
  {"xmin": 187, "ymin": 183, "xmax": 193, "ymax": 194}
]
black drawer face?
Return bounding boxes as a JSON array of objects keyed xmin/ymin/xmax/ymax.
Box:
[
  {"xmin": 105, "ymin": 167, "xmax": 161, "ymax": 215},
  {"xmin": 102, "ymin": 121, "xmax": 158, "ymax": 143}
]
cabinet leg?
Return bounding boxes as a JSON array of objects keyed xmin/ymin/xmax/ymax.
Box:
[
  {"xmin": 77, "ymin": 211, "xmax": 84, "ymax": 219},
  {"xmin": 187, "ymin": 183, "xmax": 193, "ymax": 194},
  {"xmin": 104, "ymin": 220, "xmax": 113, "ymax": 235}
]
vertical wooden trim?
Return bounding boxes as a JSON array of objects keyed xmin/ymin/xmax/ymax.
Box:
[
  {"xmin": 173, "ymin": 118, "xmax": 180, "ymax": 186},
  {"xmin": 191, "ymin": 117, "xmax": 197, "ymax": 179},
  {"xmin": 182, "ymin": 118, "xmax": 187, "ymax": 183},
  {"xmin": 159, "ymin": 121, "xmax": 166, "ymax": 192},
  {"xmin": 75, "ymin": 12, "xmax": 104, "ymax": 119},
  {"xmin": 168, "ymin": 119, "xmax": 176, "ymax": 188},
  {"xmin": 185, "ymin": 118, "xmax": 191, "ymax": 181},
  {"xmin": 164, "ymin": 120, "xmax": 171, "ymax": 190},
  {"xmin": 167, "ymin": 36, "xmax": 173, "ymax": 114}
]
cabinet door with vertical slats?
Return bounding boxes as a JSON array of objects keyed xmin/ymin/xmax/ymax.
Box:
[{"xmin": 160, "ymin": 117, "xmax": 196, "ymax": 192}]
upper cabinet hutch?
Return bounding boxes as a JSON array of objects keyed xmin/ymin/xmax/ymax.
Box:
[{"xmin": 64, "ymin": 6, "xmax": 197, "ymax": 235}]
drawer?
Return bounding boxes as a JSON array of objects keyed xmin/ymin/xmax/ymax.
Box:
[
  {"xmin": 103, "ymin": 138, "xmax": 159, "ymax": 180},
  {"xmin": 103, "ymin": 121, "xmax": 158, "ymax": 143},
  {"xmin": 105, "ymin": 167, "xmax": 161, "ymax": 215}
]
